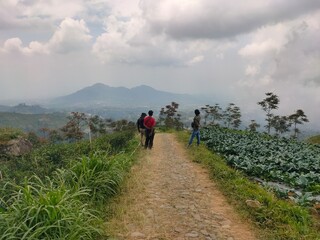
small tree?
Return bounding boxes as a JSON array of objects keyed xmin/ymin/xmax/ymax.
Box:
[
  {"xmin": 211, "ymin": 104, "xmax": 223, "ymax": 126},
  {"xmin": 107, "ymin": 119, "xmax": 135, "ymax": 132},
  {"xmin": 39, "ymin": 127, "xmax": 50, "ymax": 139},
  {"xmin": 48, "ymin": 129, "xmax": 63, "ymax": 144},
  {"xmin": 201, "ymin": 104, "xmax": 222, "ymax": 126},
  {"xmin": 158, "ymin": 108, "xmax": 166, "ymax": 126},
  {"xmin": 258, "ymin": 92, "xmax": 280, "ymax": 134},
  {"xmin": 223, "ymin": 103, "xmax": 242, "ymax": 129},
  {"xmin": 271, "ymin": 115, "xmax": 291, "ymax": 136},
  {"xmin": 289, "ymin": 109, "xmax": 309, "ymax": 139},
  {"xmin": 248, "ymin": 120, "xmax": 260, "ymax": 132},
  {"xmin": 159, "ymin": 102, "xmax": 183, "ymax": 130},
  {"xmin": 200, "ymin": 105, "xmax": 211, "ymax": 126},
  {"xmin": 26, "ymin": 131, "xmax": 41, "ymax": 146},
  {"xmin": 60, "ymin": 112, "xmax": 87, "ymax": 142},
  {"xmin": 88, "ymin": 115, "xmax": 107, "ymax": 137}
]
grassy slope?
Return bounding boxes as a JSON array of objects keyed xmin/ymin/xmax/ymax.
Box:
[
  {"xmin": 176, "ymin": 131, "xmax": 320, "ymax": 240},
  {"xmin": 306, "ymin": 135, "xmax": 320, "ymax": 145},
  {"xmin": 0, "ymin": 130, "xmax": 140, "ymax": 239}
]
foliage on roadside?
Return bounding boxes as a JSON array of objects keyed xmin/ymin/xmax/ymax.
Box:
[
  {"xmin": 0, "ymin": 128, "xmax": 25, "ymax": 142},
  {"xmin": 0, "ymin": 176, "xmax": 102, "ymax": 240},
  {"xmin": 0, "ymin": 130, "xmax": 135, "ymax": 183},
  {"xmin": 0, "ymin": 130, "xmax": 139, "ymax": 239},
  {"xmin": 176, "ymin": 131, "xmax": 320, "ymax": 240}
]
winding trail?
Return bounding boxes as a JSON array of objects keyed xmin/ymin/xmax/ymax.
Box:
[{"xmin": 106, "ymin": 133, "xmax": 257, "ymax": 240}]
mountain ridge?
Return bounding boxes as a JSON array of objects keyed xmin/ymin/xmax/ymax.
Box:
[{"xmin": 50, "ymin": 83, "xmax": 205, "ymax": 108}]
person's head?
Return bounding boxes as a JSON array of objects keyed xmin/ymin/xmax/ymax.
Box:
[
  {"xmin": 141, "ymin": 112, "xmax": 147, "ymax": 118},
  {"xmin": 148, "ymin": 110, "xmax": 153, "ymax": 116},
  {"xmin": 195, "ymin": 109, "xmax": 200, "ymax": 116}
]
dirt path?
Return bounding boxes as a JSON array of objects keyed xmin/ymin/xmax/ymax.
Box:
[{"xmin": 106, "ymin": 133, "xmax": 257, "ymax": 240}]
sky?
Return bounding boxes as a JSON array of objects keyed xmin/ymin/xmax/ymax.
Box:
[{"xmin": 0, "ymin": 0, "xmax": 320, "ymax": 130}]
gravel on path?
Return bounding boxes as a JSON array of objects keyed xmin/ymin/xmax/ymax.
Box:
[{"xmin": 106, "ymin": 133, "xmax": 257, "ymax": 240}]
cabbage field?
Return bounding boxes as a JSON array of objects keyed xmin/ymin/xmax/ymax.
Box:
[{"xmin": 202, "ymin": 126, "xmax": 320, "ymax": 203}]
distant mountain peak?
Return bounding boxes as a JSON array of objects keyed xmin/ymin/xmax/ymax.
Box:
[
  {"xmin": 91, "ymin": 83, "xmax": 108, "ymax": 88},
  {"xmin": 50, "ymin": 83, "xmax": 205, "ymax": 108},
  {"xmin": 132, "ymin": 84, "xmax": 154, "ymax": 89}
]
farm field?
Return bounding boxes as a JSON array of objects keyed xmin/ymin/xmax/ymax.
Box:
[{"xmin": 202, "ymin": 126, "xmax": 320, "ymax": 204}]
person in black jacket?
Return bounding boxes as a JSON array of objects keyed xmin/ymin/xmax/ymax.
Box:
[{"xmin": 137, "ymin": 112, "xmax": 147, "ymax": 146}]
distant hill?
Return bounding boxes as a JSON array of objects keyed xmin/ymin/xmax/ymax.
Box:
[
  {"xmin": 49, "ymin": 83, "xmax": 206, "ymax": 108},
  {"xmin": 0, "ymin": 112, "xmax": 68, "ymax": 133},
  {"xmin": 0, "ymin": 103, "xmax": 49, "ymax": 114}
]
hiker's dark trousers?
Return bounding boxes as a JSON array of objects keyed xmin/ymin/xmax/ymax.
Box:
[{"xmin": 145, "ymin": 128, "xmax": 155, "ymax": 149}]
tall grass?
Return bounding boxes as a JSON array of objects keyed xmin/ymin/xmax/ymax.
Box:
[
  {"xmin": 1, "ymin": 130, "xmax": 136, "ymax": 187},
  {"xmin": 63, "ymin": 151, "xmax": 131, "ymax": 203},
  {"xmin": 0, "ymin": 129, "xmax": 139, "ymax": 239},
  {"xmin": 0, "ymin": 176, "xmax": 102, "ymax": 240}
]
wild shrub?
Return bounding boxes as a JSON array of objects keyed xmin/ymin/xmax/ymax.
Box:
[
  {"xmin": 0, "ymin": 175, "xmax": 102, "ymax": 240},
  {"xmin": 64, "ymin": 151, "xmax": 129, "ymax": 203},
  {"xmin": 95, "ymin": 130, "xmax": 134, "ymax": 153},
  {"xmin": 0, "ymin": 130, "xmax": 139, "ymax": 239},
  {"xmin": 0, "ymin": 128, "xmax": 25, "ymax": 142}
]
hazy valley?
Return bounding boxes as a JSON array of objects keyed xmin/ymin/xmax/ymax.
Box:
[{"xmin": 0, "ymin": 83, "xmax": 319, "ymax": 139}]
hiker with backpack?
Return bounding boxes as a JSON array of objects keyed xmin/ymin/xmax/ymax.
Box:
[
  {"xmin": 143, "ymin": 110, "xmax": 156, "ymax": 149},
  {"xmin": 137, "ymin": 112, "xmax": 147, "ymax": 146}
]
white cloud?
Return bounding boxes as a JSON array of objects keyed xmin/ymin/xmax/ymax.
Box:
[
  {"xmin": 239, "ymin": 39, "xmax": 283, "ymax": 58},
  {"xmin": 245, "ymin": 65, "xmax": 260, "ymax": 76},
  {"xmin": 3, "ymin": 38, "xmax": 24, "ymax": 53},
  {"xmin": 0, "ymin": 18, "xmax": 92, "ymax": 55},
  {"xmin": 237, "ymin": 74, "xmax": 273, "ymax": 89},
  {"xmin": 239, "ymin": 10, "xmax": 320, "ymax": 87},
  {"xmin": 0, "ymin": 0, "xmax": 320, "ymax": 130},
  {"xmin": 47, "ymin": 18, "xmax": 92, "ymax": 54},
  {"xmin": 140, "ymin": 0, "xmax": 320, "ymax": 39},
  {"xmin": 92, "ymin": 14, "xmax": 213, "ymax": 66},
  {"xmin": 0, "ymin": 0, "xmax": 21, "ymax": 29},
  {"xmin": 0, "ymin": 37, "xmax": 47, "ymax": 55},
  {"xmin": 17, "ymin": 0, "xmax": 84, "ymax": 21},
  {"xmin": 186, "ymin": 55, "xmax": 204, "ymax": 66}
]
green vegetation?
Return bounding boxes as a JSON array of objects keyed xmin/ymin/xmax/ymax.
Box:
[
  {"xmin": 0, "ymin": 112, "xmax": 68, "ymax": 134},
  {"xmin": 0, "ymin": 128, "xmax": 25, "ymax": 142},
  {"xmin": 198, "ymin": 92, "xmax": 310, "ymax": 139},
  {"xmin": 0, "ymin": 128, "xmax": 139, "ymax": 239},
  {"xmin": 177, "ymin": 130, "xmax": 320, "ymax": 239},
  {"xmin": 158, "ymin": 101, "xmax": 184, "ymax": 131},
  {"xmin": 306, "ymin": 135, "xmax": 320, "ymax": 145},
  {"xmin": 0, "ymin": 176, "xmax": 102, "ymax": 240},
  {"xmin": 201, "ymin": 126, "xmax": 320, "ymax": 197}
]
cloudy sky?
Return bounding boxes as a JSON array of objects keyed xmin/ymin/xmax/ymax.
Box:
[{"xmin": 0, "ymin": 0, "xmax": 319, "ymax": 129}]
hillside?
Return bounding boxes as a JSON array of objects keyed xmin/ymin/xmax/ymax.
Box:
[
  {"xmin": 0, "ymin": 112, "xmax": 68, "ymax": 133},
  {"xmin": 0, "ymin": 103, "xmax": 49, "ymax": 114},
  {"xmin": 50, "ymin": 83, "xmax": 206, "ymax": 108}
]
